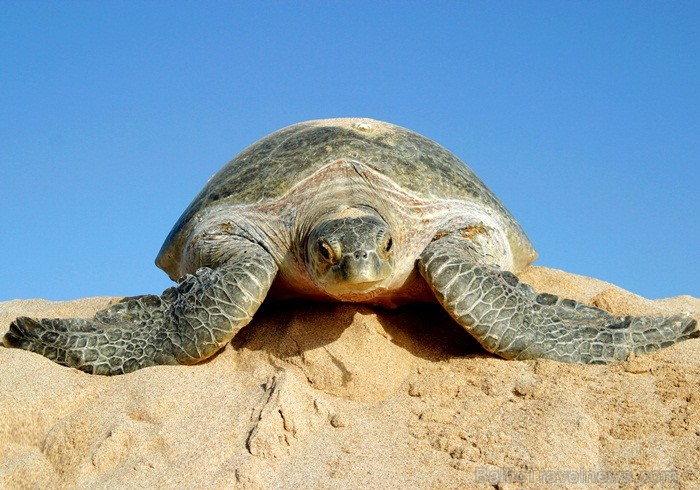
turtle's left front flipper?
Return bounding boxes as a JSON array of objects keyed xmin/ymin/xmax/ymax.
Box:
[
  {"xmin": 4, "ymin": 242, "xmax": 278, "ymax": 374},
  {"xmin": 419, "ymin": 235, "xmax": 698, "ymax": 364}
]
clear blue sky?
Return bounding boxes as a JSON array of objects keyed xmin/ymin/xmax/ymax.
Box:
[{"xmin": 1, "ymin": 2, "xmax": 698, "ymax": 301}]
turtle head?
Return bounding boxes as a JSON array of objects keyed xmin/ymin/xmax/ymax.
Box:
[{"xmin": 306, "ymin": 206, "xmax": 394, "ymax": 297}]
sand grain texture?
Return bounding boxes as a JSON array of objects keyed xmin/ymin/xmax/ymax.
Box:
[{"xmin": 1, "ymin": 266, "xmax": 698, "ymax": 489}]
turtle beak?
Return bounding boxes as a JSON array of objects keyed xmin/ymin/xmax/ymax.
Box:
[{"xmin": 338, "ymin": 250, "xmax": 385, "ymax": 284}]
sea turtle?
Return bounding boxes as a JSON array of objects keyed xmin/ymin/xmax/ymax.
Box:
[{"xmin": 4, "ymin": 118, "xmax": 697, "ymax": 374}]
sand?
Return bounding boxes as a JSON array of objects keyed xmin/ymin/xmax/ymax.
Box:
[{"xmin": 1, "ymin": 266, "xmax": 698, "ymax": 489}]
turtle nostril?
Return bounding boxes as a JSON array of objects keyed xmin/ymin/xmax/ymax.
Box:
[{"xmin": 354, "ymin": 251, "xmax": 368, "ymax": 260}]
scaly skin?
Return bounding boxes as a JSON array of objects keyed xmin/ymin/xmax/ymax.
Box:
[
  {"xmin": 419, "ymin": 235, "xmax": 699, "ymax": 364},
  {"xmin": 4, "ymin": 242, "xmax": 277, "ymax": 374}
]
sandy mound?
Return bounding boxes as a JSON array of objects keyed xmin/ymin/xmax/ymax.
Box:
[{"xmin": 1, "ymin": 266, "xmax": 698, "ymax": 489}]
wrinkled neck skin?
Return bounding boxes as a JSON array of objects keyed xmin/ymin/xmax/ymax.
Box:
[
  {"xmin": 183, "ymin": 160, "xmax": 517, "ymax": 307},
  {"xmin": 278, "ymin": 161, "xmax": 448, "ymax": 304}
]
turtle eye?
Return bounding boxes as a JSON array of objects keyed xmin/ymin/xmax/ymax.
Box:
[
  {"xmin": 318, "ymin": 241, "xmax": 336, "ymax": 263},
  {"xmin": 383, "ymin": 236, "xmax": 393, "ymax": 254}
]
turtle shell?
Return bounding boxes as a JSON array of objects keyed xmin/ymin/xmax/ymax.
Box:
[{"xmin": 156, "ymin": 118, "xmax": 535, "ymax": 273}]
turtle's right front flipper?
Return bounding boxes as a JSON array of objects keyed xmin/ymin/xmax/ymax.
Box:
[
  {"xmin": 419, "ymin": 235, "xmax": 699, "ymax": 364},
  {"xmin": 4, "ymin": 242, "xmax": 277, "ymax": 375}
]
